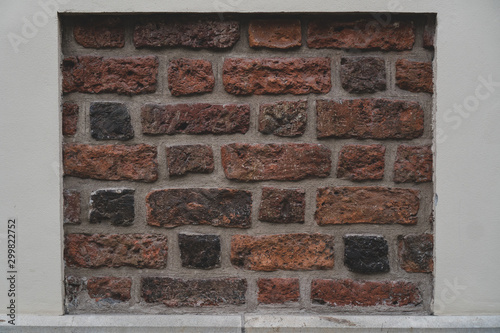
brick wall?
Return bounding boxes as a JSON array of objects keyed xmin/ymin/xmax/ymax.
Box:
[{"xmin": 62, "ymin": 13, "xmax": 435, "ymax": 314}]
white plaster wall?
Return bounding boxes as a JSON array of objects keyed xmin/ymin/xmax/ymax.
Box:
[{"xmin": 0, "ymin": 0, "xmax": 499, "ymax": 316}]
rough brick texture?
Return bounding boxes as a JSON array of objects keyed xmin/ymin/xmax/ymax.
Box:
[
  {"xmin": 231, "ymin": 233, "xmax": 334, "ymax": 271},
  {"xmin": 258, "ymin": 100, "xmax": 307, "ymax": 137},
  {"xmin": 142, "ymin": 277, "xmax": 247, "ymax": 307},
  {"xmin": 337, "ymin": 145, "xmax": 385, "ymax": 181},
  {"xmin": 146, "ymin": 188, "xmax": 252, "ymax": 228},
  {"xmin": 259, "ymin": 187, "xmax": 305, "ymax": 224},
  {"xmin": 315, "ymin": 187, "xmax": 420, "ymax": 225},
  {"xmin": 63, "ymin": 190, "xmax": 80, "ymax": 225},
  {"xmin": 248, "ymin": 19, "xmax": 301, "ymax": 49},
  {"xmin": 344, "ymin": 235, "xmax": 389, "ymax": 274},
  {"xmin": 167, "ymin": 59, "xmax": 214, "ymax": 96},
  {"xmin": 178, "ymin": 234, "xmax": 221, "ymax": 269},
  {"xmin": 223, "ymin": 58, "xmax": 331, "ymax": 95},
  {"xmin": 64, "ymin": 234, "xmax": 168, "ymax": 269},
  {"xmin": 62, "ymin": 56, "xmax": 158, "ymax": 95},
  {"xmin": 316, "ymin": 99, "xmax": 424, "ymax": 139},
  {"xmin": 258, "ymin": 278, "xmax": 300, "ymax": 304},
  {"xmin": 90, "ymin": 102, "xmax": 134, "ymax": 141},
  {"xmin": 398, "ymin": 234, "xmax": 434, "ymax": 273},
  {"xmin": 341, "ymin": 57, "xmax": 386, "ymax": 93},
  {"xmin": 62, "ymin": 102, "xmax": 78, "ymax": 137},
  {"xmin": 396, "ymin": 59, "xmax": 433, "ymax": 93},
  {"xmin": 166, "ymin": 145, "xmax": 214, "ymax": 176},
  {"xmin": 87, "ymin": 277, "xmax": 132, "ymax": 302},
  {"xmin": 221, "ymin": 143, "xmax": 331, "ymax": 181},
  {"xmin": 394, "ymin": 145, "xmax": 433, "ymax": 183},
  {"xmin": 311, "ymin": 279, "xmax": 421, "ymax": 307},
  {"xmin": 89, "ymin": 189, "xmax": 135, "ymax": 226},
  {"xmin": 74, "ymin": 16, "xmax": 125, "ymax": 48},
  {"xmin": 63, "ymin": 144, "xmax": 158, "ymax": 182}
]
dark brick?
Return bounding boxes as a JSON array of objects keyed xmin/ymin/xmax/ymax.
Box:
[
  {"xmin": 90, "ymin": 102, "xmax": 134, "ymax": 141},
  {"xmin": 248, "ymin": 19, "xmax": 301, "ymax": 49},
  {"xmin": 63, "ymin": 189, "xmax": 80, "ymax": 225},
  {"xmin": 65, "ymin": 276, "xmax": 85, "ymax": 310},
  {"xmin": 341, "ymin": 57, "xmax": 386, "ymax": 93},
  {"xmin": 394, "ymin": 145, "xmax": 433, "ymax": 183},
  {"xmin": 62, "ymin": 102, "xmax": 78, "ymax": 137},
  {"xmin": 307, "ymin": 18, "xmax": 415, "ymax": 51},
  {"xmin": 166, "ymin": 145, "xmax": 214, "ymax": 177},
  {"xmin": 64, "ymin": 234, "xmax": 168, "ymax": 269},
  {"xmin": 221, "ymin": 143, "xmax": 331, "ymax": 181},
  {"xmin": 344, "ymin": 235, "xmax": 389, "ymax": 274},
  {"xmin": 89, "ymin": 189, "xmax": 135, "ymax": 226},
  {"xmin": 167, "ymin": 59, "xmax": 214, "ymax": 96},
  {"xmin": 311, "ymin": 279, "xmax": 422, "ymax": 307},
  {"xmin": 87, "ymin": 277, "xmax": 132, "ymax": 302},
  {"xmin": 178, "ymin": 234, "xmax": 221, "ymax": 269},
  {"xmin": 316, "ymin": 99, "xmax": 424, "ymax": 139},
  {"xmin": 337, "ymin": 144, "xmax": 385, "ymax": 181},
  {"xmin": 63, "ymin": 144, "xmax": 158, "ymax": 182},
  {"xmin": 231, "ymin": 233, "xmax": 334, "ymax": 271},
  {"xmin": 396, "ymin": 59, "xmax": 433, "ymax": 93},
  {"xmin": 142, "ymin": 277, "xmax": 247, "ymax": 307},
  {"xmin": 146, "ymin": 188, "xmax": 252, "ymax": 228},
  {"xmin": 423, "ymin": 16, "xmax": 435, "ymax": 49},
  {"xmin": 398, "ymin": 234, "xmax": 433, "ymax": 273},
  {"xmin": 259, "ymin": 187, "xmax": 305, "ymax": 224},
  {"xmin": 258, "ymin": 100, "xmax": 307, "ymax": 137},
  {"xmin": 134, "ymin": 17, "xmax": 239, "ymax": 49},
  {"xmin": 141, "ymin": 103, "xmax": 249, "ymax": 135},
  {"xmin": 258, "ymin": 278, "xmax": 300, "ymax": 304},
  {"xmin": 62, "ymin": 56, "xmax": 158, "ymax": 95},
  {"xmin": 73, "ymin": 16, "xmax": 125, "ymax": 48},
  {"xmin": 315, "ymin": 186, "xmax": 420, "ymax": 225},
  {"xmin": 223, "ymin": 58, "xmax": 331, "ymax": 95}
]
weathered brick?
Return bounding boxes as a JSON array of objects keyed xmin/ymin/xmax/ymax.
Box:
[
  {"xmin": 167, "ymin": 59, "xmax": 214, "ymax": 96},
  {"xmin": 341, "ymin": 57, "xmax": 386, "ymax": 93},
  {"xmin": 142, "ymin": 277, "xmax": 247, "ymax": 306},
  {"xmin": 248, "ymin": 19, "xmax": 301, "ymax": 49},
  {"xmin": 398, "ymin": 234, "xmax": 434, "ymax": 273},
  {"xmin": 337, "ymin": 145, "xmax": 385, "ymax": 181},
  {"xmin": 344, "ymin": 235, "xmax": 389, "ymax": 274},
  {"xmin": 73, "ymin": 16, "xmax": 125, "ymax": 48},
  {"xmin": 62, "ymin": 102, "xmax": 78, "ymax": 137},
  {"xmin": 166, "ymin": 145, "xmax": 214, "ymax": 177},
  {"xmin": 223, "ymin": 58, "xmax": 331, "ymax": 95},
  {"xmin": 178, "ymin": 234, "xmax": 221, "ymax": 269},
  {"xmin": 259, "ymin": 187, "xmax": 305, "ymax": 224},
  {"xmin": 423, "ymin": 16, "xmax": 435, "ymax": 49},
  {"xmin": 63, "ymin": 144, "xmax": 158, "ymax": 182},
  {"xmin": 89, "ymin": 189, "xmax": 135, "ymax": 226},
  {"xmin": 311, "ymin": 279, "xmax": 421, "ymax": 307},
  {"xmin": 258, "ymin": 278, "xmax": 300, "ymax": 304},
  {"xmin": 134, "ymin": 18, "xmax": 239, "ymax": 49},
  {"xmin": 221, "ymin": 143, "xmax": 331, "ymax": 181},
  {"xmin": 141, "ymin": 103, "xmax": 249, "ymax": 135},
  {"xmin": 315, "ymin": 187, "xmax": 420, "ymax": 225},
  {"xmin": 90, "ymin": 102, "xmax": 134, "ymax": 141},
  {"xmin": 64, "ymin": 234, "xmax": 168, "ymax": 269},
  {"xmin": 65, "ymin": 276, "xmax": 85, "ymax": 310},
  {"xmin": 63, "ymin": 189, "xmax": 80, "ymax": 225},
  {"xmin": 259, "ymin": 100, "xmax": 307, "ymax": 137},
  {"xmin": 231, "ymin": 233, "xmax": 334, "ymax": 271},
  {"xmin": 62, "ymin": 56, "xmax": 158, "ymax": 95},
  {"xmin": 87, "ymin": 277, "xmax": 132, "ymax": 302},
  {"xmin": 307, "ymin": 19, "xmax": 415, "ymax": 51},
  {"xmin": 394, "ymin": 145, "xmax": 433, "ymax": 183},
  {"xmin": 146, "ymin": 188, "xmax": 252, "ymax": 228},
  {"xmin": 316, "ymin": 99, "xmax": 424, "ymax": 139},
  {"xmin": 396, "ymin": 59, "xmax": 433, "ymax": 93}
]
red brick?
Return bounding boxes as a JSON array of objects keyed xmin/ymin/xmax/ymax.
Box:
[
  {"xmin": 394, "ymin": 145, "xmax": 433, "ymax": 183},
  {"xmin": 223, "ymin": 58, "xmax": 331, "ymax": 95},
  {"xmin": 64, "ymin": 234, "xmax": 168, "ymax": 269},
  {"xmin": 398, "ymin": 234, "xmax": 434, "ymax": 273},
  {"xmin": 62, "ymin": 102, "xmax": 78, "ymax": 137},
  {"xmin": 248, "ymin": 19, "xmax": 301, "ymax": 49},
  {"xmin": 87, "ymin": 277, "xmax": 132, "ymax": 302},
  {"xmin": 259, "ymin": 187, "xmax": 305, "ymax": 224},
  {"xmin": 315, "ymin": 186, "xmax": 420, "ymax": 225},
  {"xmin": 316, "ymin": 99, "xmax": 424, "ymax": 139},
  {"xmin": 73, "ymin": 16, "xmax": 124, "ymax": 48},
  {"xmin": 337, "ymin": 145, "xmax": 385, "ymax": 181},
  {"xmin": 396, "ymin": 59, "xmax": 433, "ymax": 93},
  {"xmin": 167, "ymin": 59, "xmax": 214, "ymax": 96},
  {"xmin": 221, "ymin": 143, "xmax": 331, "ymax": 181},
  {"xmin": 311, "ymin": 279, "xmax": 421, "ymax": 307},
  {"xmin": 307, "ymin": 19, "xmax": 415, "ymax": 51},
  {"xmin": 231, "ymin": 233, "xmax": 334, "ymax": 271},
  {"xmin": 423, "ymin": 16, "xmax": 435, "ymax": 49},
  {"xmin": 62, "ymin": 56, "xmax": 158, "ymax": 95},
  {"xmin": 258, "ymin": 278, "xmax": 300, "ymax": 304},
  {"xmin": 166, "ymin": 145, "xmax": 214, "ymax": 177},
  {"xmin": 63, "ymin": 144, "xmax": 158, "ymax": 182},
  {"xmin": 134, "ymin": 18, "xmax": 239, "ymax": 49},
  {"xmin": 259, "ymin": 100, "xmax": 307, "ymax": 137},
  {"xmin": 63, "ymin": 189, "xmax": 80, "ymax": 225},
  {"xmin": 142, "ymin": 277, "xmax": 247, "ymax": 306},
  {"xmin": 146, "ymin": 188, "xmax": 252, "ymax": 228},
  {"xmin": 141, "ymin": 103, "xmax": 249, "ymax": 135}
]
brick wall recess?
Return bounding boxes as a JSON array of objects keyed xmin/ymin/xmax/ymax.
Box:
[{"xmin": 62, "ymin": 13, "xmax": 435, "ymax": 315}]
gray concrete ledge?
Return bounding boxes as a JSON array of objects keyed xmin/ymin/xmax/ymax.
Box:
[{"xmin": 0, "ymin": 314, "xmax": 499, "ymax": 332}]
